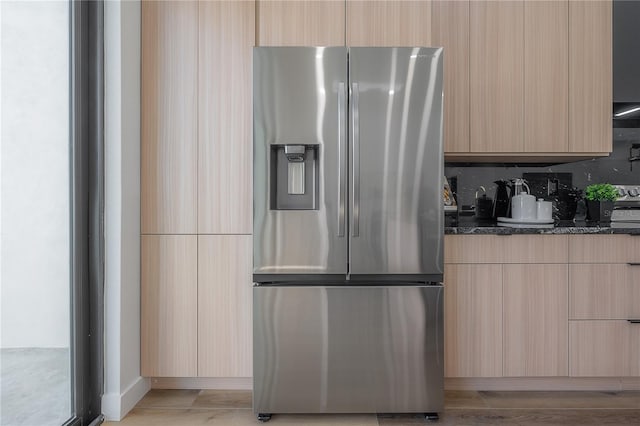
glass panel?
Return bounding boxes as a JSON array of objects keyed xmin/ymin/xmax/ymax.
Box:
[{"xmin": 0, "ymin": 1, "xmax": 72, "ymax": 425}]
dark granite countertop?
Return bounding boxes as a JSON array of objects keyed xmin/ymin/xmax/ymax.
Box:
[{"xmin": 445, "ymin": 216, "xmax": 640, "ymax": 235}]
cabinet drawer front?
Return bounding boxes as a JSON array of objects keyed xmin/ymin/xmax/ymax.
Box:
[
  {"xmin": 568, "ymin": 235, "xmax": 640, "ymax": 263},
  {"xmin": 569, "ymin": 264, "xmax": 640, "ymax": 319},
  {"xmin": 569, "ymin": 320, "xmax": 637, "ymax": 377},
  {"xmin": 445, "ymin": 234, "xmax": 568, "ymax": 264}
]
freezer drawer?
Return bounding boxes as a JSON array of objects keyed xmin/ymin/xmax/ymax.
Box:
[{"xmin": 253, "ymin": 285, "xmax": 444, "ymax": 414}]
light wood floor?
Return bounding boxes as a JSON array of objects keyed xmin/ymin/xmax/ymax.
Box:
[{"xmin": 104, "ymin": 389, "xmax": 640, "ymax": 425}]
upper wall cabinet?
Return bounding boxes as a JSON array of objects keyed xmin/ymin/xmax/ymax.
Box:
[
  {"xmin": 524, "ymin": 0, "xmax": 568, "ymax": 153},
  {"xmin": 257, "ymin": 1, "xmax": 432, "ymax": 47},
  {"xmin": 141, "ymin": 1, "xmax": 198, "ymax": 234},
  {"xmin": 432, "ymin": 1, "xmax": 469, "ymax": 153},
  {"xmin": 469, "ymin": 0, "xmax": 524, "ymax": 154},
  {"xmin": 256, "ymin": 0, "xmax": 346, "ymax": 46},
  {"xmin": 347, "ymin": 0, "xmax": 431, "ymax": 46},
  {"xmin": 198, "ymin": 1, "xmax": 254, "ymax": 234},
  {"xmin": 440, "ymin": 0, "xmax": 612, "ymax": 162},
  {"xmin": 569, "ymin": 0, "xmax": 612, "ymax": 154}
]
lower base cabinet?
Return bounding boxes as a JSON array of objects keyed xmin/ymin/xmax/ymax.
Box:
[
  {"xmin": 141, "ymin": 234, "xmax": 252, "ymax": 378},
  {"xmin": 444, "ymin": 235, "xmax": 570, "ymax": 379},
  {"xmin": 141, "ymin": 235, "xmax": 198, "ymax": 377},
  {"xmin": 503, "ymin": 264, "xmax": 568, "ymax": 377},
  {"xmin": 444, "ymin": 264, "xmax": 503, "ymax": 377},
  {"xmin": 569, "ymin": 320, "xmax": 640, "ymax": 377},
  {"xmin": 198, "ymin": 235, "xmax": 252, "ymax": 377}
]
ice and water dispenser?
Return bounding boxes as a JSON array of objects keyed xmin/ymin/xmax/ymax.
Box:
[{"xmin": 270, "ymin": 144, "xmax": 319, "ymax": 210}]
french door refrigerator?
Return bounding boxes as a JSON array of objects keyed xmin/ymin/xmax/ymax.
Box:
[{"xmin": 253, "ymin": 47, "xmax": 444, "ymax": 421}]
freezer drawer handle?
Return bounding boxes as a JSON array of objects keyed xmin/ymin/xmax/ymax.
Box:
[
  {"xmin": 351, "ymin": 82, "xmax": 360, "ymax": 237},
  {"xmin": 338, "ymin": 82, "xmax": 346, "ymax": 237},
  {"xmin": 628, "ymin": 320, "xmax": 640, "ymax": 324},
  {"xmin": 627, "ymin": 263, "xmax": 640, "ymax": 266}
]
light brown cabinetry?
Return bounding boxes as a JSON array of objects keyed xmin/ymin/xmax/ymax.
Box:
[
  {"xmin": 503, "ymin": 264, "xmax": 568, "ymax": 377},
  {"xmin": 141, "ymin": 1, "xmax": 254, "ymax": 378},
  {"xmin": 257, "ymin": 1, "xmax": 432, "ymax": 47},
  {"xmin": 199, "ymin": 1, "xmax": 253, "ymax": 234},
  {"xmin": 256, "ymin": 0, "xmax": 345, "ymax": 46},
  {"xmin": 198, "ymin": 236, "xmax": 253, "ymax": 377},
  {"xmin": 469, "ymin": 0, "xmax": 523, "ymax": 153},
  {"xmin": 141, "ymin": 235, "xmax": 198, "ymax": 377},
  {"xmin": 141, "ymin": 1, "xmax": 198, "ymax": 234},
  {"xmin": 569, "ymin": 0, "xmax": 612, "ymax": 154},
  {"xmin": 568, "ymin": 235, "xmax": 640, "ymax": 378},
  {"xmin": 524, "ymin": 0, "xmax": 568, "ymax": 153},
  {"xmin": 445, "ymin": 234, "xmax": 568, "ymax": 264},
  {"xmin": 444, "ymin": 235, "xmax": 569, "ymax": 378},
  {"xmin": 346, "ymin": 0, "xmax": 431, "ymax": 46},
  {"xmin": 431, "ymin": 1, "xmax": 469, "ymax": 153},
  {"xmin": 444, "ymin": 264, "xmax": 502, "ymax": 377},
  {"xmin": 570, "ymin": 321, "xmax": 640, "ymax": 377},
  {"xmin": 570, "ymin": 264, "xmax": 640, "ymax": 320},
  {"xmin": 442, "ymin": 0, "xmax": 611, "ymax": 161}
]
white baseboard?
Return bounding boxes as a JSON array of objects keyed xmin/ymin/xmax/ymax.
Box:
[
  {"xmin": 102, "ymin": 376, "xmax": 151, "ymax": 421},
  {"xmin": 150, "ymin": 377, "xmax": 252, "ymax": 390}
]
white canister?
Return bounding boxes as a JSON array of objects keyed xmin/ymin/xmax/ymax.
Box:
[
  {"xmin": 511, "ymin": 192, "xmax": 537, "ymax": 220},
  {"xmin": 536, "ymin": 199, "xmax": 553, "ymax": 221}
]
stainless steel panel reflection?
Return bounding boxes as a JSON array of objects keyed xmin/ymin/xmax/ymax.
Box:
[
  {"xmin": 348, "ymin": 48, "xmax": 444, "ymax": 276},
  {"xmin": 254, "ymin": 47, "xmax": 348, "ymax": 276},
  {"xmin": 253, "ymin": 285, "xmax": 444, "ymax": 414}
]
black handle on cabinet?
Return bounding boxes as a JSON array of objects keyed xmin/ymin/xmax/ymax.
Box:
[
  {"xmin": 628, "ymin": 320, "xmax": 640, "ymax": 324},
  {"xmin": 627, "ymin": 263, "xmax": 640, "ymax": 266}
]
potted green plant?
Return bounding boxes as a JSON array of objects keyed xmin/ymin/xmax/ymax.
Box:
[{"xmin": 584, "ymin": 183, "xmax": 618, "ymax": 222}]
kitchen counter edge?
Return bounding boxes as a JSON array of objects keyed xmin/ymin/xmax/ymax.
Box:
[{"xmin": 445, "ymin": 226, "xmax": 640, "ymax": 235}]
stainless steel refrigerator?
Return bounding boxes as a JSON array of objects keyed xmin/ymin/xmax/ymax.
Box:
[{"xmin": 253, "ymin": 47, "xmax": 444, "ymax": 421}]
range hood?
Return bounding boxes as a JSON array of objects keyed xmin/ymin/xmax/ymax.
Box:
[{"xmin": 613, "ymin": 0, "xmax": 640, "ymax": 127}]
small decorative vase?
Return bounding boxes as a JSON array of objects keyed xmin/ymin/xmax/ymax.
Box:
[{"xmin": 586, "ymin": 200, "xmax": 614, "ymax": 222}]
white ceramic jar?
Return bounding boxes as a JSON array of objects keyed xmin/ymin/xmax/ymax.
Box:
[
  {"xmin": 536, "ymin": 199, "xmax": 553, "ymax": 221},
  {"xmin": 511, "ymin": 191, "xmax": 537, "ymax": 220}
]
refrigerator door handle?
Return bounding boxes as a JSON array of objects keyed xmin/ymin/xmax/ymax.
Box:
[
  {"xmin": 351, "ymin": 82, "xmax": 360, "ymax": 237},
  {"xmin": 338, "ymin": 82, "xmax": 346, "ymax": 237}
]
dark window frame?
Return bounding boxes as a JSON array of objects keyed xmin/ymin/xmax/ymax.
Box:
[{"xmin": 67, "ymin": 1, "xmax": 104, "ymax": 425}]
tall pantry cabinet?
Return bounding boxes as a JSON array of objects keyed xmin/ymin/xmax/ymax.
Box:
[{"xmin": 141, "ymin": 1, "xmax": 253, "ymax": 378}]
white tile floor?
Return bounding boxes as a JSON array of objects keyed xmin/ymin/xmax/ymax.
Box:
[{"xmin": 0, "ymin": 348, "xmax": 70, "ymax": 426}]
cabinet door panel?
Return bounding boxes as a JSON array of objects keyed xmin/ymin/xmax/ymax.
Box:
[
  {"xmin": 198, "ymin": 235, "xmax": 253, "ymax": 377},
  {"xmin": 257, "ymin": 0, "xmax": 345, "ymax": 46},
  {"xmin": 444, "ymin": 264, "xmax": 503, "ymax": 377},
  {"xmin": 504, "ymin": 264, "xmax": 568, "ymax": 377},
  {"xmin": 141, "ymin": 1, "xmax": 198, "ymax": 234},
  {"xmin": 199, "ymin": 1, "xmax": 253, "ymax": 234},
  {"xmin": 569, "ymin": 264, "xmax": 636, "ymax": 320},
  {"xmin": 470, "ymin": 0, "xmax": 524, "ymax": 153},
  {"xmin": 570, "ymin": 320, "xmax": 635, "ymax": 377},
  {"xmin": 569, "ymin": 0, "xmax": 612, "ymax": 153},
  {"xmin": 347, "ymin": 0, "xmax": 431, "ymax": 46},
  {"xmin": 524, "ymin": 1, "xmax": 568, "ymax": 153},
  {"xmin": 432, "ymin": 0, "xmax": 469, "ymax": 153},
  {"xmin": 141, "ymin": 235, "xmax": 198, "ymax": 377}
]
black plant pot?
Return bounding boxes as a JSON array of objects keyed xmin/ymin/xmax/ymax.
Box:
[{"xmin": 586, "ymin": 200, "xmax": 614, "ymax": 222}]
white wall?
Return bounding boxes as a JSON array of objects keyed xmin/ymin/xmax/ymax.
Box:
[
  {"xmin": 102, "ymin": 0, "xmax": 149, "ymax": 420},
  {"xmin": 0, "ymin": 0, "xmax": 70, "ymax": 349}
]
